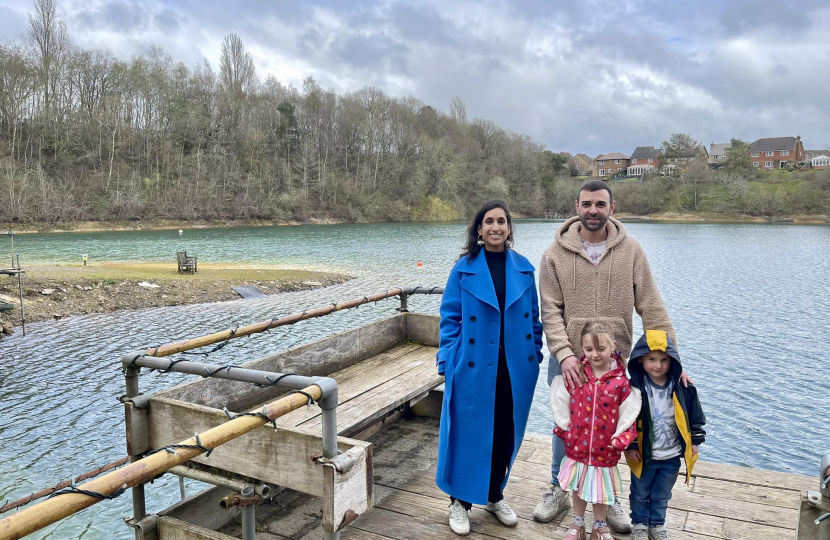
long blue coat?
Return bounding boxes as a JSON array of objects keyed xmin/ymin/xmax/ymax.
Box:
[{"xmin": 435, "ymin": 248, "xmax": 544, "ymax": 504}]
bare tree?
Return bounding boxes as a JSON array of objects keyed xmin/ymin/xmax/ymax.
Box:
[
  {"xmin": 27, "ymin": 0, "xmax": 69, "ymax": 113},
  {"xmin": 219, "ymin": 33, "xmax": 255, "ymax": 132},
  {"xmin": 449, "ymin": 95, "xmax": 467, "ymax": 124}
]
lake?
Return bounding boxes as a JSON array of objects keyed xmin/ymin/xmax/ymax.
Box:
[{"xmin": 1, "ymin": 220, "xmax": 829, "ymax": 539}]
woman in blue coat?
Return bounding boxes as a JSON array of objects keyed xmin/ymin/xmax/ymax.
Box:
[{"xmin": 436, "ymin": 200, "xmax": 544, "ymax": 536}]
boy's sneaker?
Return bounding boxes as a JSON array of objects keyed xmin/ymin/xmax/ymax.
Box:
[
  {"xmin": 632, "ymin": 523, "xmax": 649, "ymax": 540},
  {"xmin": 564, "ymin": 523, "xmax": 586, "ymax": 540},
  {"xmin": 649, "ymin": 525, "xmax": 671, "ymax": 539},
  {"xmin": 606, "ymin": 498, "xmax": 633, "ymax": 532},
  {"xmin": 448, "ymin": 500, "xmax": 470, "ymax": 536},
  {"xmin": 533, "ymin": 485, "xmax": 570, "ymax": 522},
  {"xmin": 485, "ymin": 499, "xmax": 518, "ymax": 527}
]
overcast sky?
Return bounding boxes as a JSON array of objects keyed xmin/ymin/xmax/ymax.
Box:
[{"xmin": 2, "ymin": 0, "xmax": 829, "ymax": 156}]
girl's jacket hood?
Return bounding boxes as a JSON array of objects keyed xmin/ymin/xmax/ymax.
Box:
[{"xmin": 628, "ymin": 330, "xmax": 683, "ymax": 387}]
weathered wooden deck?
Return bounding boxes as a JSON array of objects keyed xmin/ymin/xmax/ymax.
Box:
[
  {"xmin": 149, "ymin": 312, "xmax": 814, "ymax": 540},
  {"xmin": 228, "ymin": 416, "xmax": 813, "ymax": 540}
]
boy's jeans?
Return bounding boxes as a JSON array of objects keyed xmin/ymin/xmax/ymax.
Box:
[
  {"xmin": 629, "ymin": 456, "xmax": 681, "ymax": 526},
  {"xmin": 547, "ymin": 355, "xmax": 566, "ymax": 487}
]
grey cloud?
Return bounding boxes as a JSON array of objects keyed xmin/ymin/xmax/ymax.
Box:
[
  {"xmin": 334, "ymin": 33, "xmax": 409, "ymax": 72},
  {"xmin": 154, "ymin": 9, "xmax": 182, "ymax": 33},
  {"xmin": 73, "ymin": 0, "xmax": 150, "ymax": 33}
]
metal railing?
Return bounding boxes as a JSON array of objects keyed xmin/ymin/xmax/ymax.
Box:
[{"xmin": 0, "ymin": 287, "xmax": 444, "ymax": 540}]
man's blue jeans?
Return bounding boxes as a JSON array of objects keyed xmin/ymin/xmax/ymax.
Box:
[
  {"xmin": 629, "ymin": 456, "xmax": 681, "ymax": 526},
  {"xmin": 548, "ymin": 356, "xmax": 566, "ymax": 487}
]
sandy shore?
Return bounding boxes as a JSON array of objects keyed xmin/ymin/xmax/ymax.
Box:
[{"xmin": 0, "ymin": 263, "xmax": 351, "ymax": 333}]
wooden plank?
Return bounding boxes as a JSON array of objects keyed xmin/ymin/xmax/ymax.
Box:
[
  {"xmin": 158, "ymin": 517, "xmax": 238, "ymax": 540},
  {"xmin": 404, "ymin": 313, "xmax": 439, "ymax": 346},
  {"xmin": 667, "ymin": 487, "xmax": 798, "ymax": 529},
  {"xmin": 159, "ymin": 485, "xmax": 240, "ymax": 533},
  {"xmin": 323, "ymin": 445, "xmax": 374, "ymax": 533},
  {"xmin": 686, "ymin": 461, "xmax": 816, "ymax": 492},
  {"xmin": 157, "ymin": 314, "xmax": 407, "ymax": 410},
  {"xmin": 683, "ymin": 512, "xmax": 795, "ymax": 540},
  {"xmin": 693, "ymin": 476, "xmax": 801, "ymax": 509},
  {"xmin": 299, "ymin": 351, "xmax": 441, "ymax": 436},
  {"xmin": 276, "ymin": 344, "xmax": 430, "ymax": 430},
  {"xmin": 148, "ymin": 395, "xmax": 371, "ymax": 497}
]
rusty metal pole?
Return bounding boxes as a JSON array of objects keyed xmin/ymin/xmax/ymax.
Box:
[
  {"xmin": 0, "ymin": 386, "xmax": 322, "ymax": 540},
  {"xmin": 124, "ymin": 364, "xmax": 146, "ymax": 539}
]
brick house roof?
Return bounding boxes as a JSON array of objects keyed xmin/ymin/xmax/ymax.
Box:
[
  {"xmin": 749, "ymin": 137, "xmax": 800, "ymax": 153},
  {"xmin": 709, "ymin": 143, "xmax": 731, "ymax": 156},
  {"xmin": 596, "ymin": 152, "xmax": 630, "ymax": 161},
  {"xmin": 630, "ymin": 146, "xmax": 662, "ymax": 160},
  {"xmin": 576, "ymin": 153, "xmax": 593, "ymax": 163}
]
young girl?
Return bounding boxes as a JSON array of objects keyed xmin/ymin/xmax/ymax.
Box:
[{"xmin": 549, "ymin": 322, "xmax": 642, "ymax": 540}]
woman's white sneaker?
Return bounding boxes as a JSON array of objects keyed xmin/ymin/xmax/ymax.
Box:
[
  {"xmin": 448, "ymin": 500, "xmax": 470, "ymax": 536},
  {"xmin": 485, "ymin": 499, "xmax": 518, "ymax": 527}
]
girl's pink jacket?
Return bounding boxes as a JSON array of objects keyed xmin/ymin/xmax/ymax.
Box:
[{"xmin": 550, "ymin": 361, "xmax": 641, "ymax": 468}]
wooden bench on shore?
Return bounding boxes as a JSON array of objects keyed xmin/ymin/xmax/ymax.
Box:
[{"xmin": 176, "ymin": 251, "xmax": 197, "ymax": 274}]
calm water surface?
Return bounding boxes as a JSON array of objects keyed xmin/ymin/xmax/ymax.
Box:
[{"xmin": 1, "ymin": 221, "xmax": 829, "ymax": 538}]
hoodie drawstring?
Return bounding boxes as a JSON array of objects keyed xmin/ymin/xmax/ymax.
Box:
[
  {"xmin": 606, "ymin": 248, "xmax": 614, "ymax": 301},
  {"xmin": 573, "ymin": 252, "xmax": 576, "ymax": 290}
]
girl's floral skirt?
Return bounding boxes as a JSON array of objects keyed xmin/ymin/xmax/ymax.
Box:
[{"xmin": 558, "ymin": 456, "xmax": 622, "ymax": 504}]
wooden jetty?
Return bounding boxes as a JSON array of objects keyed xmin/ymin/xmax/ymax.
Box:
[{"xmin": 0, "ymin": 290, "xmax": 823, "ymax": 540}]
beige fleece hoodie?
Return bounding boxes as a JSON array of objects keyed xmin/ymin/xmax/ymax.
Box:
[{"xmin": 539, "ymin": 216, "xmax": 676, "ymax": 363}]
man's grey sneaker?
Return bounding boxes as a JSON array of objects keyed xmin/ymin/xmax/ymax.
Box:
[
  {"xmin": 485, "ymin": 499, "xmax": 518, "ymax": 527},
  {"xmin": 448, "ymin": 500, "xmax": 470, "ymax": 536},
  {"xmin": 649, "ymin": 525, "xmax": 671, "ymax": 540},
  {"xmin": 606, "ymin": 497, "xmax": 633, "ymax": 533},
  {"xmin": 533, "ymin": 485, "xmax": 570, "ymax": 523},
  {"xmin": 632, "ymin": 523, "xmax": 649, "ymax": 540}
]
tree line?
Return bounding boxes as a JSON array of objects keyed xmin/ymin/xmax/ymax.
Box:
[
  {"xmin": 1, "ymin": 0, "xmax": 827, "ymax": 226},
  {"xmin": 0, "ymin": 0, "xmax": 564, "ymax": 225}
]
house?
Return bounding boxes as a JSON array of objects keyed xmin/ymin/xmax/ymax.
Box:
[
  {"xmin": 574, "ymin": 153, "xmax": 593, "ymax": 175},
  {"xmin": 663, "ymin": 145, "xmax": 709, "ymax": 172},
  {"xmin": 593, "ymin": 152, "xmax": 630, "ymax": 177},
  {"xmin": 709, "ymin": 142, "xmax": 731, "ymax": 168},
  {"xmin": 806, "ymin": 149, "xmax": 830, "ymax": 161},
  {"xmin": 628, "ymin": 146, "xmax": 663, "ymax": 176},
  {"xmin": 747, "ymin": 136, "xmax": 805, "ymax": 170},
  {"xmin": 811, "ymin": 153, "xmax": 830, "ymax": 170},
  {"xmin": 558, "ymin": 152, "xmax": 577, "ymax": 171}
]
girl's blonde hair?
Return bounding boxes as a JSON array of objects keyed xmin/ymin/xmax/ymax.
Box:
[{"xmin": 579, "ymin": 321, "xmax": 626, "ymax": 381}]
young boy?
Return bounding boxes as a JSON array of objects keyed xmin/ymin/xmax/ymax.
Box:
[{"xmin": 625, "ymin": 330, "xmax": 706, "ymax": 540}]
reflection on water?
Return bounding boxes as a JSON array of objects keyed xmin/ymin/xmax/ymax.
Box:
[{"xmin": 1, "ymin": 221, "xmax": 829, "ymax": 538}]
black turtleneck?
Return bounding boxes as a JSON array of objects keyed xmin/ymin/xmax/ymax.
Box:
[{"xmin": 484, "ymin": 248, "xmax": 506, "ymax": 314}]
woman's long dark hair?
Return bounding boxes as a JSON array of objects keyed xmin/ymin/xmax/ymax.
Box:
[{"xmin": 459, "ymin": 200, "xmax": 514, "ymax": 260}]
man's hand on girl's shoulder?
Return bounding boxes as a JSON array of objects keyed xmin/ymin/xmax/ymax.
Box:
[
  {"xmin": 692, "ymin": 445, "xmax": 699, "ymax": 456},
  {"xmin": 680, "ymin": 370, "xmax": 693, "ymax": 387}
]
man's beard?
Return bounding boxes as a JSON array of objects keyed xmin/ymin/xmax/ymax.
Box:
[{"xmin": 579, "ymin": 213, "xmax": 608, "ymax": 232}]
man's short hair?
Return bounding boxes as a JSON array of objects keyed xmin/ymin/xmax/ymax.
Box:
[{"xmin": 577, "ymin": 180, "xmax": 613, "ymax": 203}]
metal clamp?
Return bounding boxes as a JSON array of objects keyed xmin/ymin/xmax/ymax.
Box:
[{"xmin": 311, "ymin": 451, "xmax": 355, "ymax": 474}]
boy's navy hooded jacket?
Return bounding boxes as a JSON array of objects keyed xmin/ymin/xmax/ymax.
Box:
[{"xmin": 625, "ymin": 330, "xmax": 706, "ymax": 483}]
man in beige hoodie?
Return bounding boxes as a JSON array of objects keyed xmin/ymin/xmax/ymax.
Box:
[{"xmin": 533, "ymin": 180, "xmax": 683, "ymax": 533}]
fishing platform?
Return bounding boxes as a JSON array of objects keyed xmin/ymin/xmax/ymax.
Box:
[{"xmin": 0, "ymin": 288, "xmax": 826, "ymax": 540}]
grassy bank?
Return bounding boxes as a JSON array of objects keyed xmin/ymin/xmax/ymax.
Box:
[{"xmin": 0, "ymin": 263, "xmax": 351, "ymax": 331}]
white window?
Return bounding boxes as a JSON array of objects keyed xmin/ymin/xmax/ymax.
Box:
[
  {"xmin": 765, "ymin": 161, "xmax": 773, "ymax": 168},
  {"xmin": 648, "ymin": 158, "xmax": 654, "ymax": 163},
  {"xmin": 781, "ymin": 150, "xmax": 789, "ymax": 156},
  {"xmin": 766, "ymin": 150, "xmax": 774, "ymax": 156},
  {"xmin": 599, "ymin": 160, "xmax": 605, "ymax": 165},
  {"xmin": 721, "ymin": 155, "xmax": 726, "ymax": 160},
  {"xmin": 780, "ymin": 161, "xmax": 788, "ymax": 168},
  {"xmin": 753, "ymin": 162, "xmax": 759, "ymax": 167},
  {"xmin": 712, "ymin": 155, "xmax": 718, "ymax": 160},
  {"xmin": 618, "ymin": 168, "xmax": 622, "ymax": 172},
  {"xmin": 599, "ymin": 169, "xmax": 606, "ymax": 176},
  {"xmin": 751, "ymin": 152, "xmax": 759, "ymax": 157},
  {"xmin": 615, "ymin": 159, "xmax": 621, "ymax": 164},
  {"xmin": 632, "ymin": 159, "xmax": 638, "ymax": 164}
]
